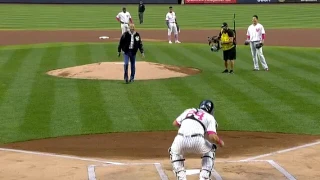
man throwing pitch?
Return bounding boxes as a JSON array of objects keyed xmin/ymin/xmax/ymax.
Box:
[
  {"xmin": 116, "ymin": 7, "xmax": 133, "ymax": 35},
  {"xmin": 245, "ymin": 15, "xmax": 269, "ymax": 71},
  {"xmin": 165, "ymin": 6, "xmax": 181, "ymax": 44},
  {"xmin": 169, "ymin": 100, "xmax": 225, "ymax": 180}
]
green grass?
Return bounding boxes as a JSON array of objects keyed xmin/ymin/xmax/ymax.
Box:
[
  {"xmin": 0, "ymin": 4, "xmax": 319, "ymax": 30},
  {"xmin": 0, "ymin": 43, "xmax": 319, "ymax": 143}
]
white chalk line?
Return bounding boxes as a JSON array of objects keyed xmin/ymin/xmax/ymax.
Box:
[
  {"xmin": 0, "ymin": 147, "xmax": 124, "ymax": 165},
  {"xmin": 87, "ymin": 165, "xmax": 96, "ymax": 180},
  {"xmin": 212, "ymin": 169, "xmax": 223, "ymax": 180},
  {"xmin": 267, "ymin": 160, "xmax": 297, "ymax": 180},
  {"xmin": 155, "ymin": 163, "xmax": 169, "ymax": 180},
  {"xmin": 241, "ymin": 140, "xmax": 320, "ymax": 161}
]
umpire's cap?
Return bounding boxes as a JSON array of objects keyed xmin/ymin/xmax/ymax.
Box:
[{"xmin": 221, "ymin": 22, "xmax": 228, "ymax": 28}]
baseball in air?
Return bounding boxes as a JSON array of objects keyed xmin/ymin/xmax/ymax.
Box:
[{"xmin": 99, "ymin": 36, "xmax": 109, "ymax": 40}]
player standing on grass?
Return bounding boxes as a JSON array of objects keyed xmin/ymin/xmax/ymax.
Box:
[
  {"xmin": 168, "ymin": 100, "xmax": 224, "ymax": 180},
  {"xmin": 245, "ymin": 15, "xmax": 269, "ymax": 71}
]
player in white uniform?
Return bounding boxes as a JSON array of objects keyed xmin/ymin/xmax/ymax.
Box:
[
  {"xmin": 165, "ymin": 6, "xmax": 181, "ymax": 44},
  {"xmin": 116, "ymin": 7, "xmax": 133, "ymax": 35},
  {"xmin": 169, "ymin": 100, "xmax": 225, "ymax": 180},
  {"xmin": 245, "ymin": 15, "xmax": 269, "ymax": 71}
]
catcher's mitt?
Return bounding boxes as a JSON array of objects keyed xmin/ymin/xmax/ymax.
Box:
[{"xmin": 255, "ymin": 42, "xmax": 263, "ymax": 49}]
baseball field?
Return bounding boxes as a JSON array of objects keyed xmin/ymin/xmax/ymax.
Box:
[{"xmin": 0, "ymin": 3, "xmax": 319, "ymax": 180}]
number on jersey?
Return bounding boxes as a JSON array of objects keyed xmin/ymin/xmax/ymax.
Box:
[{"xmin": 185, "ymin": 109, "xmax": 205, "ymax": 121}]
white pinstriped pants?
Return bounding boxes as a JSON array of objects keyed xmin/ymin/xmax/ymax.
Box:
[
  {"xmin": 169, "ymin": 134, "xmax": 216, "ymax": 180},
  {"xmin": 170, "ymin": 135, "xmax": 213, "ymax": 155}
]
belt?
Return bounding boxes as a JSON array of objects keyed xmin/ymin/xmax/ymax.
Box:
[
  {"xmin": 121, "ymin": 22, "xmax": 128, "ymax": 24},
  {"xmin": 178, "ymin": 133, "xmax": 204, "ymax": 138}
]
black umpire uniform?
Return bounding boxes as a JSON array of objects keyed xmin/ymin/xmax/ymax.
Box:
[
  {"xmin": 118, "ymin": 25, "xmax": 144, "ymax": 83},
  {"xmin": 138, "ymin": 1, "xmax": 145, "ymax": 24}
]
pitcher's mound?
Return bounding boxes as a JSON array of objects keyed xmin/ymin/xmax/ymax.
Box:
[{"xmin": 46, "ymin": 61, "xmax": 201, "ymax": 80}]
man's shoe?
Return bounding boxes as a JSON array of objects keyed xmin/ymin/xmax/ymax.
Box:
[
  {"xmin": 265, "ymin": 68, "xmax": 269, "ymax": 71},
  {"xmin": 129, "ymin": 79, "xmax": 134, "ymax": 83},
  {"xmin": 222, "ymin": 69, "xmax": 228, "ymax": 73},
  {"xmin": 229, "ymin": 70, "xmax": 234, "ymax": 74},
  {"xmin": 253, "ymin": 69, "xmax": 259, "ymax": 71}
]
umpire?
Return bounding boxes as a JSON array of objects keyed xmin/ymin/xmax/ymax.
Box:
[
  {"xmin": 118, "ymin": 24, "xmax": 145, "ymax": 83},
  {"xmin": 138, "ymin": 1, "xmax": 145, "ymax": 24},
  {"xmin": 218, "ymin": 22, "xmax": 236, "ymax": 74}
]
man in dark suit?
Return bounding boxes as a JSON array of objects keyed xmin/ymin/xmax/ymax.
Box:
[
  {"xmin": 118, "ymin": 23, "xmax": 145, "ymax": 83},
  {"xmin": 138, "ymin": 1, "xmax": 145, "ymax": 24}
]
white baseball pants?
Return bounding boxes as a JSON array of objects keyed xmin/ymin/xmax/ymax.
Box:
[
  {"xmin": 120, "ymin": 23, "xmax": 129, "ymax": 34},
  {"xmin": 250, "ymin": 41, "xmax": 268, "ymax": 70},
  {"xmin": 168, "ymin": 22, "xmax": 178, "ymax": 35},
  {"xmin": 169, "ymin": 134, "xmax": 216, "ymax": 180}
]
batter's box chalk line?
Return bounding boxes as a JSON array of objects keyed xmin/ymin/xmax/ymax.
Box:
[
  {"xmin": 168, "ymin": 160, "xmax": 296, "ymax": 180},
  {"xmin": 87, "ymin": 162, "xmax": 169, "ymax": 180}
]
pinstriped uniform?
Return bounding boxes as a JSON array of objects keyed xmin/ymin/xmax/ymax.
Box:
[{"xmin": 169, "ymin": 108, "xmax": 218, "ymax": 180}]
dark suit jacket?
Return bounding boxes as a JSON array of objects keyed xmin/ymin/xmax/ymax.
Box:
[
  {"xmin": 138, "ymin": 4, "xmax": 145, "ymax": 13},
  {"xmin": 118, "ymin": 31, "xmax": 144, "ymax": 55}
]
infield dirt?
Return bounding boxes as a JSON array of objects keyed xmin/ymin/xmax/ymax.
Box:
[{"xmin": 0, "ymin": 29, "xmax": 320, "ymax": 180}]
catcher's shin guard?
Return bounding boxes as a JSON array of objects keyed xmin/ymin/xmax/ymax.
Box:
[
  {"xmin": 200, "ymin": 148, "xmax": 216, "ymax": 180},
  {"xmin": 168, "ymin": 148, "xmax": 186, "ymax": 180}
]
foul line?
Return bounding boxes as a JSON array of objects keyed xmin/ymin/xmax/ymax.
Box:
[
  {"xmin": 267, "ymin": 160, "xmax": 297, "ymax": 180},
  {"xmin": 240, "ymin": 140, "xmax": 320, "ymax": 161},
  {"xmin": 0, "ymin": 147, "xmax": 124, "ymax": 165}
]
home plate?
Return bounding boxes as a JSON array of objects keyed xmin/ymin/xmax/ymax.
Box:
[{"xmin": 99, "ymin": 36, "xmax": 109, "ymax": 39}]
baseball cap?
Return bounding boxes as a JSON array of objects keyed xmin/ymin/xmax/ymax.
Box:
[{"xmin": 221, "ymin": 22, "xmax": 228, "ymax": 28}]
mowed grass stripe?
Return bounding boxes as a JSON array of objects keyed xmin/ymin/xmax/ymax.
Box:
[
  {"xmin": 257, "ymin": 51, "xmax": 320, "ymax": 104},
  {"xmin": 176, "ymin": 45, "xmax": 263, "ymax": 130},
  {"xmin": 143, "ymin": 45, "xmax": 195, "ymax": 127},
  {"xmin": 238, "ymin": 52, "xmax": 319, "ymax": 133},
  {"xmin": 0, "ymin": 49, "xmax": 14, "ymax": 67},
  {"xmin": 146, "ymin": 45, "xmax": 202, "ymax": 107},
  {"xmin": 51, "ymin": 46, "xmax": 82, "ymax": 137},
  {"xmin": 0, "ymin": 49, "xmax": 36, "ymax": 143},
  {"xmin": 98, "ymin": 44, "xmax": 146, "ymax": 131},
  {"xmin": 165, "ymin": 45, "xmax": 234, "ymax": 127},
  {"xmin": 187, "ymin": 45, "xmax": 299, "ymax": 132},
  {"xmin": 0, "ymin": 5, "xmax": 319, "ymax": 29},
  {"xmin": 0, "ymin": 49, "xmax": 30, "ymax": 104},
  {"xmin": 88, "ymin": 44, "xmax": 137, "ymax": 131},
  {"xmin": 75, "ymin": 44, "xmax": 111, "ymax": 133},
  {"xmin": 267, "ymin": 50, "xmax": 320, "ymax": 85},
  {"xmin": 115, "ymin": 52, "xmax": 171, "ymax": 130},
  {"xmin": 0, "ymin": 49, "xmax": 45, "ymax": 143},
  {"xmin": 277, "ymin": 49, "xmax": 320, "ymax": 73},
  {"xmin": 19, "ymin": 47, "xmax": 60, "ymax": 139}
]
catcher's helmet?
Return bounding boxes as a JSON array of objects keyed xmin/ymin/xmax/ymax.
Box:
[{"xmin": 199, "ymin": 100, "xmax": 214, "ymax": 114}]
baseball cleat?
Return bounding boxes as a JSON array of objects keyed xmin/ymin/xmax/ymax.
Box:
[
  {"xmin": 222, "ymin": 69, "xmax": 228, "ymax": 73},
  {"xmin": 175, "ymin": 40, "xmax": 181, "ymax": 43},
  {"xmin": 265, "ymin": 68, "xmax": 269, "ymax": 71},
  {"xmin": 169, "ymin": 41, "xmax": 172, "ymax": 44}
]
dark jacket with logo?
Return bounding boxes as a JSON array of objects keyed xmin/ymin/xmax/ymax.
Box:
[
  {"xmin": 138, "ymin": 4, "xmax": 145, "ymax": 13},
  {"xmin": 118, "ymin": 31, "xmax": 144, "ymax": 55}
]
